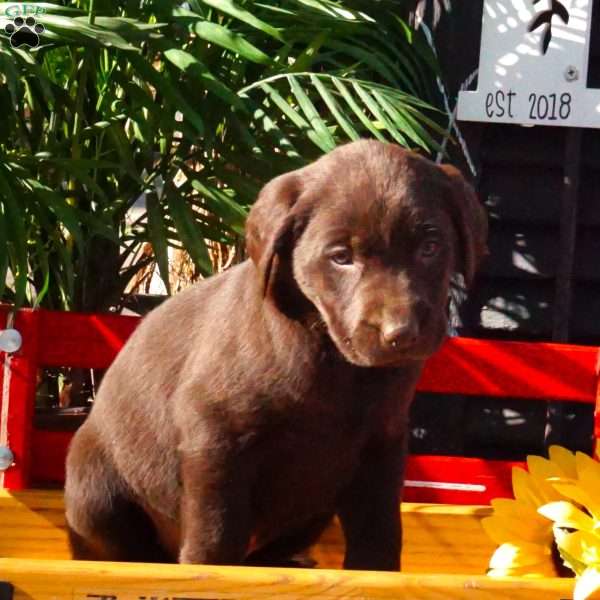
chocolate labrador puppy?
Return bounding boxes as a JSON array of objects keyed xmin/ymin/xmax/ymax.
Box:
[{"xmin": 65, "ymin": 140, "xmax": 487, "ymax": 570}]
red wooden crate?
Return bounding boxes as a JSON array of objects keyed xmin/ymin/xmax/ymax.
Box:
[{"xmin": 1, "ymin": 305, "xmax": 599, "ymax": 503}]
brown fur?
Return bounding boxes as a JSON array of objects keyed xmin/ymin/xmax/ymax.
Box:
[{"xmin": 64, "ymin": 140, "xmax": 487, "ymax": 570}]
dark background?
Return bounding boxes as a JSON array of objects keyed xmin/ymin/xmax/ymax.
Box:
[
  {"xmin": 38, "ymin": 2, "xmax": 600, "ymax": 461},
  {"xmin": 409, "ymin": 0, "xmax": 600, "ymax": 459}
]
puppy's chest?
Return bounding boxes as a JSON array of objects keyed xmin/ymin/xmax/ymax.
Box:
[
  {"xmin": 261, "ymin": 405, "xmax": 370, "ymax": 471},
  {"xmin": 250, "ymin": 389, "xmax": 378, "ymax": 531}
]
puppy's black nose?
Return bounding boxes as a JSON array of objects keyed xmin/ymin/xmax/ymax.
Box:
[{"xmin": 381, "ymin": 319, "xmax": 419, "ymax": 349}]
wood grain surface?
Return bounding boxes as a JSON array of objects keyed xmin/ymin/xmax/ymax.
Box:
[
  {"xmin": 0, "ymin": 490, "xmax": 495, "ymax": 572},
  {"xmin": 0, "ymin": 490, "xmax": 575, "ymax": 599},
  {"xmin": 0, "ymin": 558, "xmax": 575, "ymax": 600}
]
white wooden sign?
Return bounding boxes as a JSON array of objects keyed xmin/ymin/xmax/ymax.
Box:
[{"xmin": 457, "ymin": 0, "xmax": 600, "ymax": 128}]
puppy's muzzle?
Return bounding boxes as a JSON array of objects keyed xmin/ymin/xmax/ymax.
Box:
[{"xmin": 380, "ymin": 318, "xmax": 419, "ymax": 350}]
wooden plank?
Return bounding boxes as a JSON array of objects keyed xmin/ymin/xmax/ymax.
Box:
[
  {"xmin": 481, "ymin": 227, "xmax": 600, "ymax": 282},
  {"xmin": 595, "ymin": 348, "xmax": 600, "ymax": 457},
  {"xmin": 3, "ymin": 310, "xmax": 40, "ymax": 489},
  {"xmin": 480, "ymin": 165, "xmax": 563, "ymax": 225},
  {"xmin": 35, "ymin": 309, "xmax": 140, "ymax": 369},
  {"xmin": 26, "ymin": 426, "xmax": 523, "ymax": 507},
  {"xmin": 0, "ymin": 558, "xmax": 575, "ymax": 600},
  {"xmin": 28, "ymin": 427, "xmax": 520, "ymax": 505},
  {"xmin": 553, "ymin": 128, "xmax": 583, "ymax": 343},
  {"xmin": 0, "ymin": 490, "xmax": 70, "ymax": 560},
  {"xmin": 0, "ymin": 490, "xmax": 496, "ymax": 575},
  {"xmin": 4, "ymin": 308, "xmax": 599, "ymax": 402},
  {"xmin": 468, "ymin": 280, "xmax": 555, "ymax": 338},
  {"xmin": 403, "ymin": 456, "xmax": 519, "ymax": 505},
  {"xmin": 482, "ymin": 125, "xmax": 566, "ymax": 168},
  {"xmin": 2, "ymin": 306, "xmax": 598, "ymax": 503},
  {"xmin": 30, "ymin": 428, "xmax": 72, "ymax": 485},
  {"xmin": 0, "ymin": 307, "xmax": 8, "ymax": 490},
  {"xmin": 418, "ymin": 337, "xmax": 598, "ymax": 402},
  {"xmin": 315, "ymin": 504, "xmax": 496, "ymax": 575},
  {"xmin": 0, "ymin": 306, "xmax": 139, "ymax": 370}
]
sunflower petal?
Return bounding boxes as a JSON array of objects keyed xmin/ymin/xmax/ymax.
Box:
[
  {"xmin": 489, "ymin": 542, "xmax": 552, "ymax": 569},
  {"xmin": 576, "ymin": 452, "xmax": 600, "ymax": 504},
  {"xmin": 527, "ymin": 456, "xmax": 565, "ymax": 502},
  {"xmin": 555, "ymin": 530, "xmax": 600, "ymax": 571},
  {"xmin": 528, "ymin": 455, "xmax": 567, "ymax": 480},
  {"xmin": 538, "ymin": 501, "xmax": 596, "ymax": 532},
  {"xmin": 551, "ymin": 481, "xmax": 600, "ymax": 521},
  {"xmin": 490, "ymin": 497, "xmax": 547, "ymax": 523},
  {"xmin": 482, "ymin": 515, "xmax": 553, "ymax": 545},
  {"xmin": 574, "ymin": 566, "xmax": 600, "ymax": 600},
  {"xmin": 549, "ymin": 445, "xmax": 577, "ymax": 478},
  {"xmin": 488, "ymin": 563, "xmax": 558, "ymax": 578},
  {"xmin": 554, "ymin": 530, "xmax": 587, "ymax": 576},
  {"xmin": 513, "ymin": 467, "xmax": 546, "ymax": 507}
]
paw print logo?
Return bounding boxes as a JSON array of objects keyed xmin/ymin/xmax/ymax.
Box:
[{"xmin": 4, "ymin": 16, "xmax": 45, "ymax": 49}]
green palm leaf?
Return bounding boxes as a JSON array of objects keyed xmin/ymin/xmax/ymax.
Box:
[
  {"xmin": 146, "ymin": 191, "xmax": 171, "ymax": 295},
  {"xmin": 1, "ymin": 0, "xmax": 447, "ymax": 311}
]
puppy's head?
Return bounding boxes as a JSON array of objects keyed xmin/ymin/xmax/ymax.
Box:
[{"xmin": 246, "ymin": 140, "xmax": 488, "ymax": 367}]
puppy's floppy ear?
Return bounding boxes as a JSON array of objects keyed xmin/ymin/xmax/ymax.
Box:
[
  {"xmin": 245, "ymin": 170, "xmax": 304, "ymax": 297},
  {"xmin": 438, "ymin": 164, "xmax": 488, "ymax": 287}
]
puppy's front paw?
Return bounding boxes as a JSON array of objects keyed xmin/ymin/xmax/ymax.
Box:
[{"xmin": 179, "ymin": 545, "xmax": 206, "ymax": 564}]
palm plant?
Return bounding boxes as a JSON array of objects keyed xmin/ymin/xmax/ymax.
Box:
[{"xmin": 0, "ymin": 0, "xmax": 446, "ymax": 312}]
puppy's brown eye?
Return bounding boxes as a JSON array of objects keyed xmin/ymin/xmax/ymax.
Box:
[
  {"xmin": 329, "ymin": 248, "xmax": 353, "ymax": 266},
  {"xmin": 420, "ymin": 239, "xmax": 440, "ymax": 258}
]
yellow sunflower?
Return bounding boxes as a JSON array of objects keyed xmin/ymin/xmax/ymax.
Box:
[
  {"xmin": 484, "ymin": 445, "xmax": 600, "ymax": 599},
  {"xmin": 483, "ymin": 445, "xmax": 575, "ymax": 577},
  {"xmin": 540, "ymin": 449, "xmax": 600, "ymax": 600}
]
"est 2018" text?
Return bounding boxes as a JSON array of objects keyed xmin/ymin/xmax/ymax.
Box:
[{"xmin": 485, "ymin": 90, "xmax": 572, "ymax": 121}]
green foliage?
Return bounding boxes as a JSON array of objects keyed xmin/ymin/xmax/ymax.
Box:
[{"xmin": 0, "ymin": 0, "xmax": 446, "ymax": 311}]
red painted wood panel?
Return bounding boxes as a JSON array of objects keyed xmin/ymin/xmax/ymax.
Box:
[
  {"xmin": 403, "ymin": 455, "xmax": 519, "ymax": 505},
  {"xmin": 1, "ymin": 306, "xmax": 599, "ymax": 501},
  {"xmin": 31, "ymin": 428, "xmax": 520, "ymax": 505},
  {"xmin": 5, "ymin": 306, "xmax": 599, "ymax": 402},
  {"xmin": 0, "ymin": 308, "xmax": 5, "ymax": 399},
  {"xmin": 595, "ymin": 351, "xmax": 600, "ymax": 457},
  {"xmin": 36, "ymin": 309, "xmax": 140, "ymax": 369},
  {"xmin": 418, "ymin": 338, "xmax": 599, "ymax": 402},
  {"xmin": 31, "ymin": 428, "xmax": 72, "ymax": 486},
  {"xmin": 2, "ymin": 310, "xmax": 40, "ymax": 489}
]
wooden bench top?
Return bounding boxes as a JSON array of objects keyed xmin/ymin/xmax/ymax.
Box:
[
  {"xmin": 0, "ymin": 490, "xmax": 578, "ymax": 599},
  {"xmin": 0, "ymin": 489, "xmax": 493, "ymax": 573},
  {"xmin": 0, "ymin": 558, "xmax": 575, "ymax": 600}
]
